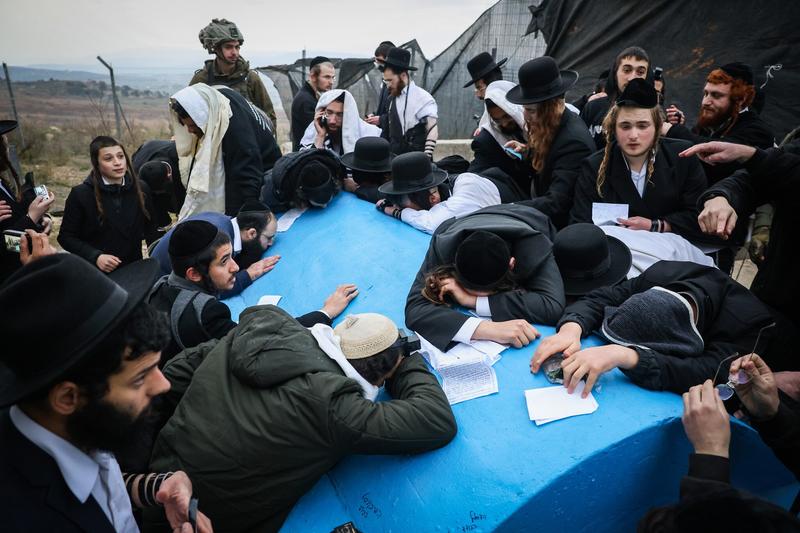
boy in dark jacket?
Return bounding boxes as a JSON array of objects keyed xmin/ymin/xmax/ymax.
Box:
[
  {"xmin": 148, "ymin": 308, "xmax": 456, "ymax": 532},
  {"xmin": 58, "ymin": 136, "xmax": 160, "ymax": 272}
]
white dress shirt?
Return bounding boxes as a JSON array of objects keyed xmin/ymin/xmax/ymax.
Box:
[
  {"xmin": 10, "ymin": 406, "xmax": 139, "ymax": 532},
  {"xmin": 400, "ymin": 173, "xmax": 501, "ymax": 234}
]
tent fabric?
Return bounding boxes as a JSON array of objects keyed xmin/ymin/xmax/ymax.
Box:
[
  {"xmin": 256, "ymin": 0, "xmax": 799, "ymax": 141},
  {"xmin": 539, "ymin": 0, "xmax": 800, "ymax": 138}
]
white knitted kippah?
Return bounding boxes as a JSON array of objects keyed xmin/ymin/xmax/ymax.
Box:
[{"xmin": 334, "ymin": 313, "xmax": 399, "ymax": 360}]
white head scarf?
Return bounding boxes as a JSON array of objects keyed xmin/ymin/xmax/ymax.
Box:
[
  {"xmin": 309, "ymin": 323, "xmax": 380, "ymax": 401},
  {"xmin": 300, "ymin": 89, "xmax": 381, "ymax": 153},
  {"xmin": 170, "ymin": 84, "xmax": 232, "ymax": 218},
  {"xmin": 479, "ymin": 80, "xmax": 527, "ymax": 147}
]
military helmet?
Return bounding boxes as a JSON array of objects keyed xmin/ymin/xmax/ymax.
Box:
[{"xmin": 199, "ymin": 18, "xmax": 244, "ymax": 53}]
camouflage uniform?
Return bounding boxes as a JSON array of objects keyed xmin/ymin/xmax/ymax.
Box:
[{"xmin": 189, "ymin": 59, "xmax": 276, "ymax": 125}]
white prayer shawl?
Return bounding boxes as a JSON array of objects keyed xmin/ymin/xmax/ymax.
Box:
[
  {"xmin": 309, "ymin": 324, "xmax": 380, "ymax": 401},
  {"xmin": 170, "ymin": 84, "xmax": 232, "ymax": 219},
  {"xmin": 299, "ymin": 89, "xmax": 381, "ymax": 153},
  {"xmin": 395, "ymin": 81, "xmax": 438, "ymax": 134},
  {"xmin": 479, "ymin": 81, "xmax": 527, "ymax": 147},
  {"xmin": 601, "ymin": 225, "xmax": 716, "ymax": 279},
  {"xmin": 401, "ymin": 173, "xmax": 501, "ymax": 234}
]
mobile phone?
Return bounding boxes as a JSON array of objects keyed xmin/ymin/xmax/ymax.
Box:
[
  {"xmin": 542, "ymin": 353, "xmax": 566, "ymax": 384},
  {"xmin": 34, "ymin": 184, "xmax": 49, "ymax": 198},
  {"xmin": 188, "ymin": 497, "xmax": 198, "ymax": 532},
  {"xmin": 504, "ymin": 146, "xmax": 523, "ymax": 160},
  {"xmin": 320, "ymin": 114, "xmax": 328, "ymax": 128},
  {"xmin": 3, "ymin": 229, "xmax": 32, "ymax": 254},
  {"xmin": 653, "ymin": 67, "xmax": 663, "ymax": 81}
]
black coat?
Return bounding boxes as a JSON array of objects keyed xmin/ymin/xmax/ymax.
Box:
[
  {"xmin": 58, "ymin": 174, "xmax": 159, "ymax": 268},
  {"xmin": 291, "ymin": 82, "xmax": 318, "ymax": 151},
  {"xmin": 405, "ymin": 204, "xmax": 565, "ymax": 350},
  {"xmin": 559, "ymin": 261, "xmax": 775, "ymax": 393},
  {"xmin": 468, "ymin": 129, "xmax": 533, "ymax": 197},
  {"xmin": 131, "ymin": 140, "xmax": 185, "ymax": 228},
  {"xmin": 0, "ymin": 410, "xmax": 116, "ymax": 533},
  {"xmin": 579, "ymin": 95, "xmax": 611, "ymax": 149},
  {"xmin": 666, "ymin": 109, "xmax": 775, "ymax": 185},
  {"xmin": 516, "ymin": 110, "xmax": 596, "ymax": 229},
  {"xmin": 570, "ymin": 137, "xmax": 714, "ymax": 243},
  {"xmin": 217, "ymin": 88, "xmax": 282, "ymax": 216},
  {"xmin": 699, "ymin": 145, "xmax": 800, "ymax": 328}
]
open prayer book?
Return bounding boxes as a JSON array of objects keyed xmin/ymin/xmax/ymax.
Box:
[{"xmin": 417, "ymin": 334, "xmax": 506, "ymax": 405}]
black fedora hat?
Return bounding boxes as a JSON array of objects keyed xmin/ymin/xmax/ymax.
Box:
[
  {"xmin": 616, "ymin": 78, "xmax": 658, "ymax": 108},
  {"xmin": 0, "ymin": 120, "xmax": 19, "ymax": 136},
  {"xmin": 553, "ymin": 223, "xmax": 631, "ymax": 296},
  {"xmin": 382, "ymin": 47, "xmax": 418, "ymax": 72},
  {"xmin": 340, "ymin": 137, "xmax": 394, "ymax": 173},
  {"xmin": 0, "ymin": 254, "xmax": 161, "ymax": 407},
  {"xmin": 378, "ymin": 152, "xmax": 448, "ymax": 195},
  {"xmin": 299, "ymin": 160, "xmax": 336, "ymax": 207},
  {"xmin": 506, "ymin": 56, "xmax": 578, "ymax": 105},
  {"xmin": 463, "ymin": 52, "xmax": 508, "ymax": 88}
]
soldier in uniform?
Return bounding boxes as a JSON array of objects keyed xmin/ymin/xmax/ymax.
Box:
[{"xmin": 190, "ymin": 18, "xmax": 277, "ymax": 129}]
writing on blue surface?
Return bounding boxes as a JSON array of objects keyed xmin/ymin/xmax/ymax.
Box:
[
  {"xmin": 357, "ymin": 493, "xmax": 382, "ymax": 519},
  {"xmin": 450, "ymin": 511, "xmax": 487, "ymax": 532}
]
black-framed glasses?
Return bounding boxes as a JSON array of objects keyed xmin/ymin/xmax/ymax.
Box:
[{"xmin": 713, "ymin": 322, "xmax": 775, "ymax": 400}]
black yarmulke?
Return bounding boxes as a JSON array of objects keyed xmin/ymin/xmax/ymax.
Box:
[
  {"xmin": 616, "ymin": 78, "xmax": 659, "ymax": 108},
  {"xmin": 168, "ymin": 220, "xmax": 218, "ymax": 258},
  {"xmin": 310, "ymin": 56, "xmax": 330, "ymax": 67},
  {"xmin": 720, "ymin": 62, "xmax": 754, "ymax": 85},
  {"xmin": 454, "ymin": 230, "xmax": 511, "ymax": 290}
]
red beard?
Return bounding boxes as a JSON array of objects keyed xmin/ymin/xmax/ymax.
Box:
[{"xmin": 696, "ymin": 105, "xmax": 731, "ymax": 130}]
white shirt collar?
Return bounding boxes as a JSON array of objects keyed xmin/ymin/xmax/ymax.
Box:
[
  {"xmin": 230, "ymin": 216, "xmax": 242, "ymax": 253},
  {"xmin": 101, "ymin": 175, "xmax": 125, "ymax": 186},
  {"xmin": 9, "ymin": 405, "xmax": 99, "ymax": 503}
]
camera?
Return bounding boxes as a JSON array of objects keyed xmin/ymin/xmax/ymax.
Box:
[
  {"xmin": 34, "ymin": 184, "xmax": 49, "ymax": 198},
  {"xmin": 3, "ymin": 230, "xmax": 32, "ymax": 254}
]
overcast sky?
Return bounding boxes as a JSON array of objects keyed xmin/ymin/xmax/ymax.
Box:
[{"xmin": 2, "ymin": 0, "xmax": 499, "ymax": 70}]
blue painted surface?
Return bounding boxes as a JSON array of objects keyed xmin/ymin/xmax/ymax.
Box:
[{"xmin": 222, "ymin": 193, "xmax": 798, "ymax": 532}]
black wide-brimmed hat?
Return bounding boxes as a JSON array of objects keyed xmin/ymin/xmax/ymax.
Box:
[
  {"xmin": 615, "ymin": 78, "xmax": 659, "ymax": 108},
  {"xmin": 378, "ymin": 152, "xmax": 448, "ymax": 195},
  {"xmin": 454, "ymin": 230, "xmax": 511, "ymax": 291},
  {"xmin": 463, "ymin": 52, "xmax": 508, "ymax": 88},
  {"xmin": 0, "ymin": 254, "xmax": 161, "ymax": 406},
  {"xmin": 383, "ymin": 47, "xmax": 418, "ymax": 72},
  {"xmin": 506, "ymin": 56, "xmax": 578, "ymax": 105},
  {"xmin": 299, "ymin": 160, "xmax": 336, "ymax": 207},
  {"xmin": 340, "ymin": 137, "xmax": 394, "ymax": 173},
  {"xmin": 719, "ymin": 62, "xmax": 754, "ymax": 85},
  {"xmin": 0, "ymin": 120, "xmax": 18, "ymax": 136},
  {"xmin": 553, "ymin": 223, "xmax": 631, "ymax": 296}
]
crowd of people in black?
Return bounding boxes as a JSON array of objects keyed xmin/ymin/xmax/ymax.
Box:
[{"xmin": 1, "ymin": 16, "xmax": 799, "ymax": 533}]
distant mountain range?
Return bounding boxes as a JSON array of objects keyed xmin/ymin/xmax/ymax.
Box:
[{"xmin": 1, "ymin": 65, "xmax": 196, "ymax": 93}]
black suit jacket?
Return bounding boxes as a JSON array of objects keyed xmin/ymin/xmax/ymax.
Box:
[
  {"xmin": 291, "ymin": 82, "xmax": 318, "ymax": 151},
  {"xmin": 516, "ymin": 110, "xmax": 596, "ymax": 229},
  {"xmin": 0, "ymin": 410, "xmax": 116, "ymax": 533},
  {"xmin": 468, "ymin": 129, "xmax": 533, "ymax": 197},
  {"xmin": 570, "ymin": 137, "xmax": 716, "ymax": 243},
  {"xmin": 0, "ymin": 183, "xmax": 41, "ymax": 283},
  {"xmin": 405, "ymin": 204, "xmax": 565, "ymax": 350}
]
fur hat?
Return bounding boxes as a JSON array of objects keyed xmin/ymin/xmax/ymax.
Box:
[{"xmin": 335, "ymin": 314, "xmax": 399, "ymax": 360}]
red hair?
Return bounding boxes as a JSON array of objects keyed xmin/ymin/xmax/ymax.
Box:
[{"xmin": 705, "ymin": 69, "xmax": 756, "ymax": 135}]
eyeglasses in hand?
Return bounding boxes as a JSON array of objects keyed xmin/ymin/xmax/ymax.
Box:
[{"xmin": 713, "ymin": 322, "xmax": 775, "ymax": 401}]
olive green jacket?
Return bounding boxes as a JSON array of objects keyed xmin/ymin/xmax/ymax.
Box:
[
  {"xmin": 190, "ymin": 58, "xmax": 277, "ymax": 126},
  {"xmin": 148, "ymin": 305, "xmax": 456, "ymax": 533}
]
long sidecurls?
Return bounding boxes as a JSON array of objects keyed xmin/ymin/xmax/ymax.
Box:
[
  {"xmin": 89, "ymin": 136, "xmax": 150, "ymax": 223},
  {"xmin": 527, "ymin": 98, "xmax": 564, "ymax": 173},
  {"xmin": 705, "ymin": 69, "xmax": 756, "ymax": 136},
  {"xmin": 596, "ymin": 105, "xmax": 663, "ymax": 197}
]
